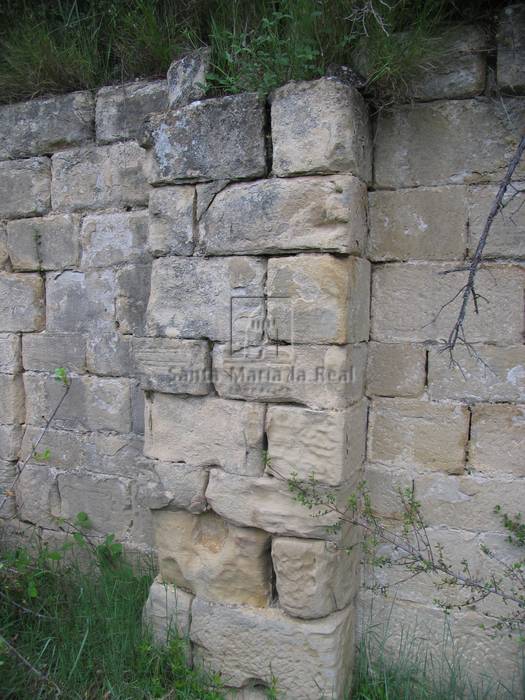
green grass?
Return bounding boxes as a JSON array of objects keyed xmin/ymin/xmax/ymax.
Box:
[
  {"xmin": 0, "ymin": 534, "xmax": 224, "ymax": 699},
  {"xmin": 0, "ymin": 0, "xmax": 509, "ymax": 105}
]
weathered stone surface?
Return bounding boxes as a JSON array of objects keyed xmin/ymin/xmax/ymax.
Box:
[
  {"xmin": 0, "ymin": 273, "xmax": 44, "ymax": 332},
  {"xmin": 212, "ymin": 342, "xmax": 367, "ymax": 410},
  {"xmin": 224, "ymin": 687, "xmax": 267, "ymax": 700},
  {"xmin": 51, "ymin": 142, "xmax": 148, "ymax": 211},
  {"xmin": 354, "ymin": 26, "xmax": 487, "ymax": 102},
  {"xmin": 468, "ymin": 182, "xmax": 525, "ymax": 257},
  {"xmin": 196, "ymin": 180, "xmax": 230, "ymax": 219},
  {"xmin": 367, "ymin": 342, "xmax": 426, "ymax": 398},
  {"xmin": 7, "ymin": 214, "xmax": 80, "ymax": 271},
  {"xmin": 134, "ymin": 337, "xmax": 210, "ymax": 394},
  {"xmin": 271, "ymin": 78, "xmax": 371, "ymax": 182},
  {"xmin": 272, "ymin": 537, "xmax": 359, "ymax": 619},
  {"xmin": 143, "ymin": 94, "xmax": 266, "ymax": 184},
  {"xmin": 143, "ymin": 577, "xmax": 193, "ymax": 645},
  {"xmin": 0, "ymin": 424, "xmax": 23, "ymax": 462},
  {"xmin": 266, "ymin": 400, "xmax": 367, "ymax": 486},
  {"xmin": 0, "ymin": 334, "xmax": 21, "ymax": 373},
  {"xmin": 371, "ymin": 263, "xmax": 524, "ymax": 343},
  {"xmin": 146, "ymin": 256, "xmax": 265, "ymax": 345},
  {"xmin": 46, "ymin": 270, "xmax": 113, "ymax": 332},
  {"xmin": 22, "ymin": 332, "xmax": 86, "ymax": 373},
  {"xmin": 206, "ymin": 470, "xmax": 346, "ymax": 540},
  {"xmin": 115, "ymin": 264, "xmax": 151, "ymax": 335},
  {"xmin": 86, "ymin": 333, "xmax": 133, "ymax": 377},
  {"xmin": 148, "ymin": 186, "xmax": 195, "ymax": 256},
  {"xmin": 167, "ymin": 48, "xmax": 210, "ymax": 108},
  {"xmin": 375, "ymin": 99, "xmax": 525, "ymax": 188},
  {"xmin": 0, "ymin": 374, "xmax": 24, "ymax": 425},
  {"xmin": 368, "ymin": 186, "xmax": 467, "ymax": 261},
  {"xmin": 16, "ymin": 465, "xmax": 60, "ymax": 528},
  {"xmin": 267, "ymin": 254, "xmax": 370, "ymax": 344},
  {"xmin": 0, "ymin": 91, "xmax": 94, "ymax": 159},
  {"xmin": 497, "ymin": 4, "xmax": 525, "ymax": 93},
  {"xmin": 199, "ymin": 175, "xmax": 368, "ymax": 255},
  {"xmin": 428, "ymin": 344, "xmax": 525, "ymax": 402},
  {"xmin": 154, "ymin": 510, "xmax": 272, "ymax": 607},
  {"xmin": 144, "ymin": 394, "xmax": 265, "ymax": 475},
  {"xmin": 81, "ymin": 211, "xmax": 149, "ymax": 268},
  {"xmin": 145, "ymin": 461, "xmax": 208, "ymax": 513},
  {"xmin": 0, "ymin": 459, "xmax": 16, "ymax": 518},
  {"xmin": 57, "ymin": 471, "xmax": 132, "ymax": 537},
  {"xmin": 369, "ymin": 398, "xmax": 469, "ymax": 474},
  {"xmin": 0, "ymin": 225, "xmax": 8, "ymax": 270},
  {"xmin": 24, "ymin": 373, "xmax": 132, "ymax": 433},
  {"xmin": 470, "ymin": 404, "xmax": 524, "ymax": 477},
  {"xmin": 96, "ymin": 80, "xmax": 168, "ymax": 143},
  {"xmin": 0, "ymin": 158, "xmax": 50, "ymax": 219},
  {"xmin": 191, "ymin": 598, "xmax": 355, "ymax": 700}
]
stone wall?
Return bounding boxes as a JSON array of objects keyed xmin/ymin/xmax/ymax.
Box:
[{"xmin": 0, "ymin": 6, "xmax": 524, "ymax": 698}]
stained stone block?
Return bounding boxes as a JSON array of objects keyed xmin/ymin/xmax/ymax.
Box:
[
  {"xmin": 142, "ymin": 93, "xmax": 266, "ymax": 183},
  {"xmin": 0, "ymin": 459, "xmax": 17, "ymax": 518},
  {"xmin": 367, "ymin": 342, "xmax": 426, "ymax": 398},
  {"xmin": 148, "ymin": 186, "xmax": 195, "ymax": 256},
  {"xmin": 212, "ymin": 342, "xmax": 367, "ymax": 409},
  {"xmin": 23, "ymin": 332, "xmax": 86, "ymax": 374},
  {"xmin": 470, "ymin": 404, "xmax": 525, "ymax": 477},
  {"xmin": 46, "ymin": 270, "xmax": 113, "ymax": 333},
  {"xmin": 0, "ymin": 158, "xmax": 51, "ymax": 219},
  {"xmin": 199, "ymin": 175, "xmax": 368, "ymax": 255},
  {"xmin": 80, "ymin": 211, "xmax": 150, "ymax": 268},
  {"xmin": 0, "ymin": 374, "xmax": 28, "ymax": 424},
  {"xmin": 272, "ymin": 537, "xmax": 359, "ymax": 619},
  {"xmin": 144, "ymin": 394, "xmax": 265, "ymax": 476},
  {"xmin": 24, "ymin": 373, "xmax": 132, "ymax": 433},
  {"xmin": 167, "ymin": 48, "xmax": 209, "ymax": 108},
  {"xmin": 191, "ymin": 598, "xmax": 355, "ymax": 700},
  {"xmin": 96, "ymin": 80, "xmax": 168, "ymax": 143},
  {"xmin": 375, "ymin": 98, "xmax": 525, "ymax": 188},
  {"xmin": 7, "ymin": 214, "xmax": 80, "ymax": 271},
  {"xmin": 51, "ymin": 142, "xmax": 148, "ymax": 211},
  {"xmin": 468, "ymin": 182, "xmax": 525, "ymax": 258},
  {"xmin": 266, "ymin": 400, "xmax": 367, "ymax": 486},
  {"xmin": 86, "ymin": 333, "xmax": 133, "ymax": 377},
  {"xmin": 267, "ymin": 254, "xmax": 370, "ymax": 344},
  {"xmin": 154, "ymin": 510, "xmax": 272, "ymax": 607},
  {"xmin": 497, "ymin": 4, "xmax": 525, "ymax": 93},
  {"xmin": 0, "ymin": 273, "xmax": 45, "ymax": 332},
  {"xmin": 0, "ymin": 424, "xmax": 23, "ymax": 461},
  {"xmin": 368, "ymin": 186, "xmax": 468, "ymax": 261},
  {"xmin": 115, "ymin": 264, "xmax": 151, "ymax": 335},
  {"xmin": 143, "ymin": 577, "xmax": 193, "ymax": 645},
  {"xmin": 271, "ymin": 78, "xmax": 371, "ymax": 182},
  {"xmin": 16, "ymin": 464, "xmax": 60, "ymax": 528},
  {"xmin": 371, "ymin": 263, "xmax": 524, "ymax": 343},
  {"xmin": 0, "ymin": 91, "xmax": 94, "ymax": 159},
  {"xmin": 0, "ymin": 225, "xmax": 8, "ymax": 270},
  {"xmin": 146, "ymin": 256, "xmax": 265, "ymax": 345},
  {"xmin": 134, "ymin": 337, "xmax": 210, "ymax": 395},
  {"xmin": 368, "ymin": 398, "xmax": 469, "ymax": 474},
  {"xmin": 145, "ymin": 460, "xmax": 208, "ymax": 513},
  {"xmin": 0, "ymin": 334, "xmax": 21, "ymax": 373},
  {"xmin": 196, "ymin": 180, "xmax": 230, "ymax": 219},
  {"xmin": 428, "ymin": 345, "xmax": 525, "ymax": 402}
]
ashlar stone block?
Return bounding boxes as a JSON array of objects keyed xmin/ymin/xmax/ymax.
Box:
[
  {"xmin": 191, "ymin": 598, "xmax": 355, "ymax": 700},
  {"xmin": 86, "ymin": 333, "xmax": 133, "ymax": 377},
  {"xmin": 0, "ymin": 374, "xmax": 24, "ymax": 425},
  {"xmin": 96, "ymin": 80, "xmax": 168, "ymax": 143},
  {"xmin": 46, "ymin": 270, "xmax": 113, "ymax": 333},
  {"xmin": 143, "ymin": 577, "xmax": 193, "ymax": 646},
  {"xmin": 267, "ymin": 254, "xmax": 370, "ymax": 344},
  {"xmin": 16, "ymin": 464, "xmax": 60, "ymax": 528},
  {"xmin": 146, "ymin": 256, "xmax": 265, "ymax": 345},
  {"xmin": 0, "ymin": 459, "xmax": 16, "ymax": 519},
  {"xmin": 371, "ymin": 263, "xmax": 524, "ymax": 343},
  {"xmin": 154, "ymin": 510, "xmax": 272, "ymax": 607},
  {"xmin": 80, "ymin": 211, "xmax": 149, "ymax": 268},
  {"xmin": 368, "ymin": 398, "xmax": 469, "ymax": 474},
  {"xmin": 0, "ymin": 91, "xmax": 94, "ymax": 159},
  {"xmin": 0, "ymin": 225, "xmax": 8, "ymax": 270},
  {"xmin": 148, "ymin": 186, "xmax": 195, "ymax": 256},
  {"xmin": 134, "ymin": 337, "xmax": 210, "ymax": 395},
  {"xmin": 0, "ymin": 158, "xmax": 50, "ymax": 219},
  {"xmin": 375, "ymin": 98, "xmax": 525, "ymax": 188},
  {"xmin": 0, "ymin": 424, "xmax": 24, "ymax": 462},
  {"xmin": 144, "ymin": 394, "xmax": 265, "ymax": 475},
  {"xmin": 0, "ymin": 273, "xmax": 45, "ymax": 332},
  {"xmin": 51, "ymin": 142, "xmax": 148, "ymax": 211},
  {"xmin": 266, "ymin": 400, "xmax": 367, "ymax": 486},
  {"xmin": 368, "ymin": 186, "xmax": 468, "ymax": 261},
  {"xmin": 367, "ymin": 342, "xmax": 426, "ymax": 398},
  {"xmin": 199, "ymin": 175, "xmax": 368, "ymax": 255},
  {"xmin": 7, "ymin": 214, "xmax": 80, "ymax": 271},
  {"xmin": 470, "ymin": 404, "xmax": 524, "ymax": 477},
  {"xmin": 167, "ymin": 48, "xmax": 209, "ymax": 108},
  {"xmin": 23, "ymin": 332, "xmax": 87, "ymax": 375},
  {"xmin": 468, "ymin": 182, "xmax": 525, "ymax": 258},
  {"xmin": 145, "ymin": 460, "xmax": 208, "ymax": 514},
  {"xmin": 272, "ymin": 537, "xmax": 359, "ymax": 619},
  {"xmin": 142, "ymin": 93, "xmax": 266, "ymax": 184},
  {"xmin": 0, "ymin": 334, "xmax": 21, "ymax": 373},
  {"xmin": 271, "ymin": 78, "xmax": 371, "ymax": 182},
  {"xmin": 497, "ymin": 4, "xmax": 525, "ymax": 93}
]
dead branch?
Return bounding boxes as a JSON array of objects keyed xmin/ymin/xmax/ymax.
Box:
[{"xmin": 0, "ymin": 632, "xmax": 62, "ymax": 696}]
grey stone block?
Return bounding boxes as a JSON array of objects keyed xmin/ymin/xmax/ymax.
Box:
[
  {"xmin": 0, "ymin": 273, "xmax": 45, "ymax": 332},
  {"xmin": 23, "ymin": 332, "xmax": 87, "ymax": 373},
  {"xmin": 167, "ymin": 48, "xmax": 209, "ymax": 108},
  {"xmin": 80, "ymin": 211, "xmax": 149, "ymax": 268},
  {"xmin": 148, "ymin": 186, "xmax": 195, "ymax": 256},
  {"xmin": 134, "ymin": 337, "xmax": 210, "ymax": 394},
  {"xmin": 7, "ymin": 214, "xmax": 80, "ymax": 271},
  {"xmin": 0, "ymin": 158, "xmax": 51, "ymax": 219}
]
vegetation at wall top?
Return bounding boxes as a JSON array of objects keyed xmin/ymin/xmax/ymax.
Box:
[{"xmin": 0, "ymin": 0, "xmax": 508, "ymax": 105}]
